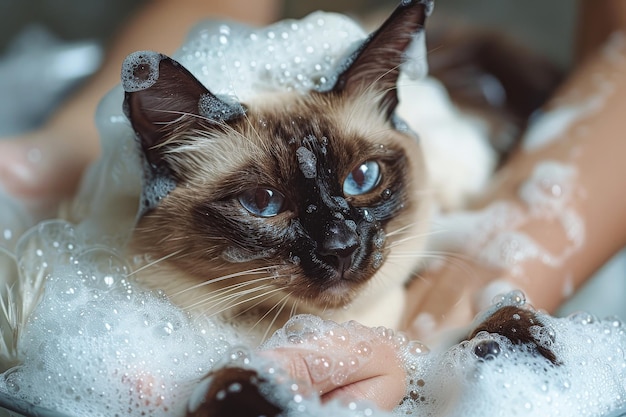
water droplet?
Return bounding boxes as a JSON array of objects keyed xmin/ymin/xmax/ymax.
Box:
[
  {"xmin": 372, "ymin": 252, "xmax": 384, "ymax": 269},
  {"xmin": 305, "ymin": 354, "xmax": 332, "ymax": 382},
  {"xmin": 354, "ymin": 341, "xmax": 372, "ymax": 359},
  {"xmin": 474, "ymin": 340, "xmax": 501, "ymax": 360},
  {"xmin": 227, "ymin": 382, "xmax": 242, "ymax": 393},
  {"xmin": 406, "ymin": 341, "xmax": 430, "ymax": 356}
]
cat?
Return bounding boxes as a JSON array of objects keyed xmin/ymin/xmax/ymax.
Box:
[
  {"xmin": 121, "ymin": 0, "xmax": 561, "ymax": 347},
  {"xmin": 124, "ymin": 0, "xmax": 433, "ymax": 339}
]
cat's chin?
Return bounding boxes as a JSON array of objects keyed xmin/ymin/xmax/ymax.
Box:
[
  {"xmin": 283, "ymin": 265, "xmax": 376, "ymax": 310},
  {"xmin": 314, "ymin": 288, "xmax": 354, "ymax": 309},
  {"xmin": 296, "ymin": 281, "xmax": 365, "ymax": 311}
]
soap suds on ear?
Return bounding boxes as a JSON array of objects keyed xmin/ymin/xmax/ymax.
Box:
[
  {"xmin": 121, "ymin": 51, "xmax": 163, "ymax": 92},
  {"xmin": 198, "ymin": 92, "xmax": 245, "ymax": 122}
]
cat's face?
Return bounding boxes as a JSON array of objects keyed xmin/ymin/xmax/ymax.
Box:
[{"xmin": 125, "ymin": 1, "xmax": 431, "ymax": 318}]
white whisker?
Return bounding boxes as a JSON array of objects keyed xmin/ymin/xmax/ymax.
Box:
[
  {"xmin": 207, "ymin": 286, "xmax": 287, "ymax": 318},
  {"xmin": 386, "ymin": 230, "xmax": 438, "ymax": 248},
  {"xmin": 194, "ymin": 284, "xmax": 275, "ymax": 317},
  {"xmin": 385, "ymin": 222, "xmax": 417, "ymax": 238},
  {"xmin": 184, "ymin": 280, "xmax": 274, "ymax": 311},
  {"xmin": 171, "ymin": 266, "xmax": 272, "ymax": 296},
  {"xmin": 289, "ymin": 299, "xmax": 299, "ymax": 320},
  {"xmin": 258, "ymin": 293, "xmax": 292, "ymax": 341},
  {"xmin": 126, "ymin": 250, "xmax": 183, "ymax": 278},
  {"xmin": 187, "ymin": 275, "xmax": 277, "ymax": 304}
]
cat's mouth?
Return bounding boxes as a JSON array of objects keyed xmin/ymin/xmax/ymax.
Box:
[
  {"xmin": 289, "ymin": 245, "xmax": 383, "ymax": 308},
  {"xmin": 283, "ymin": 218, "xmax": 387, "ymax": 306}
]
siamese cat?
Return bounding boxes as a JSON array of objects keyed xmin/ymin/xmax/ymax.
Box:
[
  {"xmin": 124, "ymin": 0, "xmax": 431, "ymax": 339},
  {"xmin": 122, "ymin": 0, "xmax": 560, "ymax": 353}
]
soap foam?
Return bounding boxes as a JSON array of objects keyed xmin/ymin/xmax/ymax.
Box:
[
  {"xmin": 0, "ymin": 221, "xmax": 244, "ymax": 417},
  {"xmin": 121, "ymin": 51, "xmax": 162, "ymax": 92},
  {"xmin": 2, "ymin": 226, "xmax": 626, "ymax": 417},
  {"xmin": 174, "ymin": 14, "xmax": 366, "ymax": 100},
  {"xmin": 296, "ymin": 146, "xmax": 317, "ymax": 179},
  {"xmin": 522, "ymin": 30, "xmax": 626, "ymax": 153},
  {"xmin": 397, "ymin": 293, "xmax": 626, "ymax": 417},
  {"xmin": 431, "ymin": 160, "xmax": 583, "ymax": 277}
]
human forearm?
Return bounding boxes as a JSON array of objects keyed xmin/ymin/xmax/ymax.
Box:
[
  {"xmin": 576, "ymin": 0, "xmax": 626, "ymax": 63},
  {"xmin": 403, "ymin": 30, "xmax": 626, "ymax": 340},
  {"xmin": 479, "ymin": 35, "xmax": 626, "ymax": 308}
]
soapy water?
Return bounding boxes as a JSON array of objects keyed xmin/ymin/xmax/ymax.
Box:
[
  {"xmin": 523, "ymin": 30, "xmax": 626, "ymax": 153},
  {"xmin": 429, "ymin": 159, "xmax": 584, "ymax": 280},
  {"xmin": 0, "ymin": 7, "xmax": 626, "ymax": 417},
  {"xmin": 170, "ymin": 11, "xmax": 429, "ymax": 100},
  {"xmin": 1, "ymin": 223, "xmax": 626, "ymax": 417}
]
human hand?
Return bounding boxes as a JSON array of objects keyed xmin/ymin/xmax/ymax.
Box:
[
  {"xmin": 401, "ymin": 255, "xmax": 518, "ymax": 345},
  {"xmin": 257, "ymin": 318, "xmax": 409, "ymax": 411},
  {"xmin": 261, "ymin": 331, "xmax": 407, "ymax": 410},
  {"xmin": 0, "ymin": 128, "xmax": 96, "ymax": 220},
  {"xmin": 188, "ymin": 321, "xmax": 408, "ymax": 417}
]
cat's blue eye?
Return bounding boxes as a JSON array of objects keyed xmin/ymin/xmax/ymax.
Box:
[
  {"xmin": 238, "ymin": 187, "xmax": 285, "ymax": 217},
  {"xmin": 343, "ymin": 161, "xmax": 381, "ymax": 196}
]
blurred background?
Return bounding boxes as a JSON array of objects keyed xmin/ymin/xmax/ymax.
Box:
[{"xmin": 0, "ymin": 0, "xmax": 578, "ymax": 136}]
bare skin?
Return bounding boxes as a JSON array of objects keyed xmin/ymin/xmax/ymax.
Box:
[
  {"xmin": 260, "ymin": 325, "xmax": 407, "ymax": 411},
  {"xmin": 403, "ymin": 0, "xmax": 626, "ymax": 342}
]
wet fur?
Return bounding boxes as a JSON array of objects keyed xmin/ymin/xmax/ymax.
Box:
[
  {"xmin": 127, "ymin": 1, "xmax": 431, "ymax": 339},
  {"xmin": 131, "ymin": 90, "xmax": 429, "ymax": 335}
]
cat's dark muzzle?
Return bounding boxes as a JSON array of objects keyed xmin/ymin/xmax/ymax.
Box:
[
  {"xmin": 318, "ymin": 219, "xmax": 359, "ymax": 276},
  {"xmin": 314, "ymin": 219, "xmax": 383, "ymax": 287}
]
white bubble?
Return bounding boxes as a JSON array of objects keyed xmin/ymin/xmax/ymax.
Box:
[{"xmin": 121, "ymin": 50, "xmax": 162, "ymax": 92}]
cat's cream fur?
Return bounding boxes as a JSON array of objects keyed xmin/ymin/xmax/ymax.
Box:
[
  {"xmin": 117, "ymin": 1, "xmax": 438, "ymax": 340},
  {"xmin": 130, "ymin": 87, "xmax": 431, "ymax": 337}
]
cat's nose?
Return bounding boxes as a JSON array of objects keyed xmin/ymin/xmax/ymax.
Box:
[{"xmin": 320, "ymin": 221, "xmax": 358, "ymax": 273}]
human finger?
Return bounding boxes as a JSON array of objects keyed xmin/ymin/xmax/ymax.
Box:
[{"xmin": 260, "ymin": 329, "xmax": 406, "ymax": 411}]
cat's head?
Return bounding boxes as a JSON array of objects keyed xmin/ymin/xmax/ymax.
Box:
[{"xmin": 124, "ymin": 1, "xmax": 432, "ymax": 316}]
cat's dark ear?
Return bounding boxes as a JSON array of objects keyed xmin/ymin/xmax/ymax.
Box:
[
  {"xmin": 122, "ymin": 51, "xmax": 245, "ymax": 167},
  {"xmin": 331, "ymin": 0, "xmax": 431, "ymax": 117}
]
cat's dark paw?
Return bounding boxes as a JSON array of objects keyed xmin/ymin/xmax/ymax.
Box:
[
  {"xmin": 187, "ymin": 367, "xmax": 283, "ymax": 417},
  {"xmin": 469, "ymin": 305, "xmax": 559, "ymax": 365}
]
